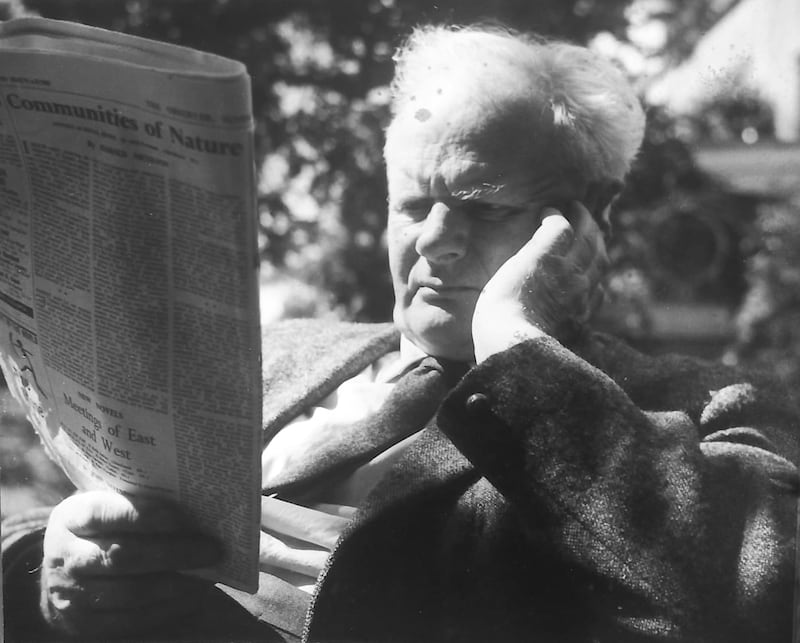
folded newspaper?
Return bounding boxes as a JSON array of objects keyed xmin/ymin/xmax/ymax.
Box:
[{"xmin": 0, "ymin": 17, "xmax": 261, "ymax": 592}]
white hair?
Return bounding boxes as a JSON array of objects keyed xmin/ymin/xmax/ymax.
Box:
[{"xmin": 388, "ymin": 25, "xmax": 645, "ymax": 183}]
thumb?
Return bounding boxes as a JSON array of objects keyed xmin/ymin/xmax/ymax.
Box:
[
  {"xmin": 56, "ymin": 491, "xmax": 192, "ymax": 537},
  {"xmin": 533, "ymin": 209, "xmax": 574, "ymax": 257},
  {"xmin": 483, "ymin": 209, "xmax": 573, "ymax": 299}
]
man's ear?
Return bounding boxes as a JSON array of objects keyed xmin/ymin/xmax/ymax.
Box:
[{"xmin": 582, "ymin": 179, "xmax": 622, "ymax": 237}]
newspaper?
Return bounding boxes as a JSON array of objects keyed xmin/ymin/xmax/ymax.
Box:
[{"xmin": 0, "ymin": 17, "xmax": 261, "ymax": 593}]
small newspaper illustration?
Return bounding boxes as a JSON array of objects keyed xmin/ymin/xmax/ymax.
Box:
[{"xmin": 0, "ymin": 17, "xmax": 262, "ymax": 593}]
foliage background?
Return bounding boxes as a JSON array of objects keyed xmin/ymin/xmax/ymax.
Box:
[{"xmin": 2, "ymin": 0, "xmax": 799, "ymax": 511}]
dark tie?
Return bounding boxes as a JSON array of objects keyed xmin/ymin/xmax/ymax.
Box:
[{"xmin": 263, "ymin": 356, "xmax": 467, "ymax": 499}]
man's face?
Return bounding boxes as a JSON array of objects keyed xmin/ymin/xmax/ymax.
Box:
[{"xmin": 386, "ymin": 90, "xmax": 556, "ymax": 361}]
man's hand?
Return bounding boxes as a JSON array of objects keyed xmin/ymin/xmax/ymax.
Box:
[
  {"xmin": 41, "ymin": 490, "xmax": 222, "ymax": 638},
  {"xmin": 472, "ymin": 202, "xmax": 607, "ymax": 362}
]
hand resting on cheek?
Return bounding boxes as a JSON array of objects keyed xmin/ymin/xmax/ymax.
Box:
[{"xmin": 472, "ymin": 201, "xmax": 608, "ymax": 362}]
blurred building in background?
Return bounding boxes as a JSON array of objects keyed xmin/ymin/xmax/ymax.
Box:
[
  {"xmin": 651, "ymin": 0, "xmax": 800, "ymax": 197},
  {"xmin": 649, "ymin": 0, "xmax": 799, "ymax": 142},
  {"xmin": 603, "ymin": 0, "xmax": 800, "ymax": 357}
]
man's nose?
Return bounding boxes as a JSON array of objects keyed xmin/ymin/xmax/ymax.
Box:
[{"xmin": 414, "ymin": 202, "xmax": 470, "ymax": 265}]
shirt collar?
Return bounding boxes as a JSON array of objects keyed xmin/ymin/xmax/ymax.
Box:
[
  {"xmin": 373, "ymin": 335, "xmax": 427, "ymax": 383},
  {"xmin": 376, "ymin": 334, "xmax": 477, "ymax": 383}
]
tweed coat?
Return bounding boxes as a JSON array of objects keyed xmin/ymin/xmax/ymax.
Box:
[{"xmin": 2, "ymin": 319, "xmax": 798, "ymax": 643}]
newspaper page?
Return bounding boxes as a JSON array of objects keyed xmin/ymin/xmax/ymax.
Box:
[{"xmin": 0, "ymin": 18, "xmax": 261, "ymax": 592}]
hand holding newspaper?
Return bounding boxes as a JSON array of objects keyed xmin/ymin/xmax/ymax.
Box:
[{"xmin": 0, "ymin": 18, "xmax": 261, "ymax": 592}]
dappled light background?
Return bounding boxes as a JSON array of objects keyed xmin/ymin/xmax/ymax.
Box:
[{"xmin": 2, "ymin": 0, "xmax": 800, "ymax": 514}]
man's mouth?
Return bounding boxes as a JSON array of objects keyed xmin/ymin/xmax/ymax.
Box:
[{"xmin": 415, "ymin": 281, "xmax": 479, "ymax": 295}]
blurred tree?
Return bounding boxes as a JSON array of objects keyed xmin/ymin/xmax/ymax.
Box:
[
  {"xmin": 627, "ymin": 0, "xmax": 742, "ymax": 65},
  {"xmin": 600, "ymin": 103, "xmax": 759, "ymax": 346},
  {"xmin": 727, "ymin": 198, "xmax": 800, "ymax": 388},
  {"xmin": 689, "ymin": 94, "xmax": 775, "ymax": 143}
]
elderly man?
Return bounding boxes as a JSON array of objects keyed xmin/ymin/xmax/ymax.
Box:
[{"xmin": 4, "ymin": 25, "xmax": 798, "ymax": 643}]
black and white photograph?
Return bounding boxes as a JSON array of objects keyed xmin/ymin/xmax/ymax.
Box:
[{"xmin": 0, "ymin": 1, "xmax": 798, "ymax": 641}]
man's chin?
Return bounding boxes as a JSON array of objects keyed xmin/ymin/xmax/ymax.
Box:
[{"xmin": 397, "ymin": 310, "xmax": 474, "ymax": 361}]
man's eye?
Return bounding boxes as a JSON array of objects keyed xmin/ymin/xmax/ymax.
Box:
[
  {"xmin": 395, "ymin": 200, "xmax": 431, "ymax": 218},
  {"xmin": 462, "ymin": 202, "xmax": 526, "ymax": 221}
]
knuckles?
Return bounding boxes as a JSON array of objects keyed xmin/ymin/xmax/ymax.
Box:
[{"xmin": 45, "ymin": 538, "xmax": 112, "ymax": 577}]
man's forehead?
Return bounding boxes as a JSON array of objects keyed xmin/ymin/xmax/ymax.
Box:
[
  {"xmin": 385, "ymin": 123, "xmax": 577, "ymax": 209},
  {"xmin": 387, "ymin": 114, "xmax": 550, "ymax": 196},
  {"xmin": 388, "ymin": 146, "xmax": 502, "ymax": 192},
  {"xmin": 387, "ymin": 79, "xmax": 551, "ymax": 164}
]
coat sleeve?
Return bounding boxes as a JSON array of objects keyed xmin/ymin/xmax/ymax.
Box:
[
  {"xmin": 437, "ymin": 336, "xmax": 798, "ymax": 643},
  {"xmin": 2, "ymin": 509, "xmax": 53, "ymax": 641}
]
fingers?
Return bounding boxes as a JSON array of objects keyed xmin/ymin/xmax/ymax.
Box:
[
  {"xmin": 472, "ymin": 200, "xmax": 610, "ymax": 358},
  {"xmin": 44, "ymin": 491, "xmax": 221, "ymax": 576},
  {"xmin": 562, "ymin": 202, "xmax": 607, "ymax": 264},
  {"xmin": 548, "ymin": 203, "xmax": 608, "ymax": 301},
  {"xmin": 55, "ymin": 490, "xmax": 194, "ymax": 536},
  {"xmin": 535, "ymin": 203, "xmax": 607, "ymax": 272},
  {"xmin": 47, "ymin": 571, "xmax": 206, "ymax": 612},
  {"xmin": 524, "ymin": 202, "xmax": 608, "ymax": 327},
  {"xmin": 44, "ymin": 530, "xmax": 221, "ymax": 576},
  {"xmin": 41, "ymin": 491, "xmax": 221, "ymax": 638}
]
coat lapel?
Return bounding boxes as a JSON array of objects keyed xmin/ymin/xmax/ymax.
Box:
[
  {"xmin": 303, "ymin": 423, "xmax": 477, "ymax": 642},
  {"xmin": 350, "ymin": 356, "xmax": 476, "ymax": 515},
  {"xmin": 261, "ymin": 320, "xmax": 400, "ymax": 445},
  {"xmin": 265, "ymin": 357, "xmax": 469, "ymax": 499},
  {"xmin": 356, "ymin": 423, "xmax": 476, "ymax": 521}
]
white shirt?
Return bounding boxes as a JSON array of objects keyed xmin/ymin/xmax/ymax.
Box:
[{"xmin": 259, "ymin": 336, "xmax": 427, "ymax": 592}]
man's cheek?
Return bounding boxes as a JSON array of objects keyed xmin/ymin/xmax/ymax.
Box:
[{"xmin": 387, "ymin": 229, "xmax": 416, "ymax": 266}]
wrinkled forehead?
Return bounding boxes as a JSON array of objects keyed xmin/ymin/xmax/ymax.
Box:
[{"xmin": 385, "ymin": 79, "xmax": 574, "ymax": 202}]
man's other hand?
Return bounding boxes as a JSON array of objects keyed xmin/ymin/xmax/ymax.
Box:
[
  {"xmin": 40, "ymin": 490, "xmax": 222, "ymax": 638},
  {"xmin": 472, "ymin": 202, "xmax": 607, "ymax": 362}
]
